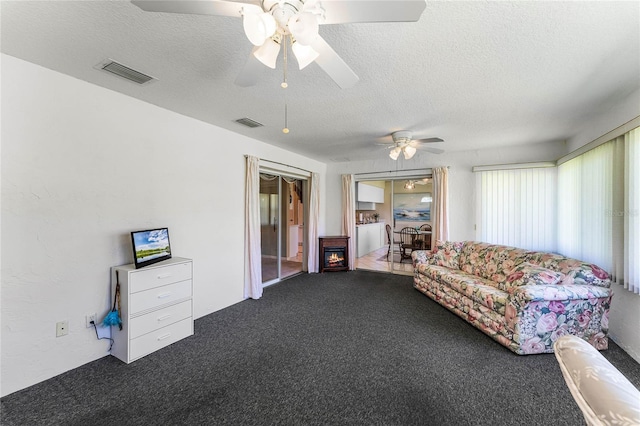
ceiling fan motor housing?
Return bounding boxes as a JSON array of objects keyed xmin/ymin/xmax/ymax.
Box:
[
  {"xmin": 392, "ymin": 130, "xmax": 413, "ymax": 146},
  {"xmin": 263, "ymin": 0, "xmax": 304, "ymax": 31}
]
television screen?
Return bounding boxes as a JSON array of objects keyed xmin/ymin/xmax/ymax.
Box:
[{"xmin": 131, "ymin": 228, "xmax": 172, "ymax": 269}]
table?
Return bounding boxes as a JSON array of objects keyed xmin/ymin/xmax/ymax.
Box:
[{"xmin": 393, "ymin": 229, "xmax": 432, "ymax": 260}]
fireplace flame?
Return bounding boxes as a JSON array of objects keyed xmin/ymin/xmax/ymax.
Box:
[{"xmin": 327, "ymin": 252, "xmax": 344, "ymax": 266}]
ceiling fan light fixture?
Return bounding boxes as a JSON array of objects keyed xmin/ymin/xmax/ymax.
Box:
[
  {"xmin": 389, "ymin": 146, "xmax": 401, "ymax": 160},
  {"xmin": 243, "ymin": 12, "xmax": 277, "ymax": 46},
  {"xmin": 291, "ymin": 42, "xmax": 319, "ymax": 69},
  {"xmin": 404, "ymin": 180, "xmax": 415, "ymax": 190},
  {"xmin": 253, "ymin": 38, "xmax": 281, "ymax": 69},
  {"xmin": 403, "ymin": 145, "xmax": 417, "ymax": 160},
  {"xmin": 288, "ymin": 12, "xmax": 319, "ymax": 46}
]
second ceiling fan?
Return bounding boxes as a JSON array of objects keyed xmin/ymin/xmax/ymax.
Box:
[
  {"xmin": 131, "ymin": 0, "xmax": 427, "ymax": 88},
  {"xmin": 381, "ymin": 131, "xmax": 444, "ymax": 160}
]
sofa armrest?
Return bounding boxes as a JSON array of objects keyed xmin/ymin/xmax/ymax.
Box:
[
  {"xmin": 554, "ymin": 335, "xmax": 640, "ymax": 425},
  {"xmin": 411, "ymin": 250, "xmax": 432, "ymax": 266}
]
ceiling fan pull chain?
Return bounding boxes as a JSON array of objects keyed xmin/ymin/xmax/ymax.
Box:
[
  {"xmin": 283, "ymin": 103, "xmax": 289, "ymax": 134},
  {"xmin": 281, "ymin": 35, "xmax": 289, "ymax": 89}
]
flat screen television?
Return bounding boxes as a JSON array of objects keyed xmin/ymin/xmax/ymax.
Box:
[{"xmin": 130, "ymin": 228, "xmax": 172, "ymax": 269}]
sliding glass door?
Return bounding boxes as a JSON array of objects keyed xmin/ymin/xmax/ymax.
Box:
[
  {"xmin": 353, "ymin": 176, "xmax": 431, "ymax": 275},
  {"xmin": 259, "ymin": 173, "xmax": 305, "ymax": 284},
  {"xmin": 391, "ymin": 178, "xmax": 433, "ymax": 274}
]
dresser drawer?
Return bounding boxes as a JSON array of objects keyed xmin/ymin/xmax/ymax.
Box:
[
  {"xmin": 130, "ymin": 280, "xmax": 191, "ymax": 314},
  {"xmin": 129, "ymin": 262, "xmax": 192, "ymax": 293},
  {"xmin": 129, "ymin": 300, "xmax": 192, "ymax": 339},
  {"xmin": 129, "ymin": 318, "xmax": 193, "ymax": 361}
]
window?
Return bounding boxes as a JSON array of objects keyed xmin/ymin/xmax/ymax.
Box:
[
  {"xmin": 558, "ymin": 142, "xmax": 615, "ymax": 271},
  {"xmin": 475, "ymin": 166, "xmax": 557, "ymax": 252},
  {"xmin": 558, "ymin": 126, "xmax": 639, "ymax": 294},
  {"xmin": 624, "ymin": 127, "xmax": 639, "ymax": 293}
]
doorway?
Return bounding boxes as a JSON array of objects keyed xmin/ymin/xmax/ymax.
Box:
[
  {"xmin": 355, "ymin": 176, "xmax": 432, "ymax": 275},
  {"xmin": 259, "ymin": 173, "xmax": 305, "ymax": 284}
]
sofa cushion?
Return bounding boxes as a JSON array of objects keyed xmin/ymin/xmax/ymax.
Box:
[
  {"xmin": 432, "ymin": 240, "xmax": 464, "ymax": 269},
  {"xmin": 458, "ymin": 242, "xmax": 531, "ymax": 286},
  {"xmin": 502, "ymin": 262, "xmax": 566, "ymax": 292},
  {"xmin": 417, "ymin": 264, "xmax": 509, "ymax": 315}
]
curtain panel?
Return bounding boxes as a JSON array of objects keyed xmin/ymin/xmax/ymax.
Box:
[
  {"xmin": 432, "ymin": 166, "xmax": 449, "ymax": 244},
  {"xmin": 244, "ymin": 155, "xmax": 263, "ymax": 299},
  {"xmin": 341, "ymin": 174, "xmax": 356, "ymax": 271},
  {"xmin": 307, "ymin": 172, "xmax": 320, "ymax": 273}
]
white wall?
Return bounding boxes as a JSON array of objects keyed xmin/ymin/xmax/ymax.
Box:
[
  {"xmin": 0, "ymin": 54, "xmax": 327, "ymax": 397},
  {"xmin": 566, "ymin": 86, "xmax": 640, "ymax": 153}
]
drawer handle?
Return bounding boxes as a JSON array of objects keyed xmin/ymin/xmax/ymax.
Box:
[
  {"xmin": 157, "ymin": 273, "xmax": 172, "ymax": 279},
  {"xmin": 157, "ymin": 292, "xmax": 172, "ymax": 299},
  {"xmin": 157, "ymin": 314, "xmax": 172, "ymax": 322},
  {"xmin": 157, "ymin": 333, "xmax": 171, "ymax": 341}
]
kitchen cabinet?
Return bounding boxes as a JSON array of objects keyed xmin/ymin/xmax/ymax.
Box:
[
  {"xmin": 356, "ymin": 222, "xmax": 385, "ymax": 257},
  {"xmin": 357, "ymin": 182, "xmax": 384, "ymax": 203},
  {"xmin": 357, "ymin": 202, "xmax": 376, "ymax": 210}
]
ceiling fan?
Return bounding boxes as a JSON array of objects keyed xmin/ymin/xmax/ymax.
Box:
[
  {"xmin": 380, "ymin": 130, "xmax": 444, "ymax": 160},
  {"xmin": 131, "ymin": 0, "xmax": 427, "ymax": 89},
  {"xmin": 404, "ymin": 178, "xmax": 430, "ymax": 189}
]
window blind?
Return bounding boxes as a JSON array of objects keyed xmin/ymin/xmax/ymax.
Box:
[
  {"xmin": 475, "ymin": 167, "xmax": 557, "ymax": 252},
  {"xmin": 557, "ymin": 126, "xmax": 639, "ymax": 294},
  {"xmin": 557, "ymin": 142, "xmax": 615, "ymax": 272},
  {"xmin": 624, "ymin": 128, "xmax": 639, "ymax": 293}
]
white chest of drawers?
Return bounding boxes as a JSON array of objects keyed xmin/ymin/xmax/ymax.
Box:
[{"xmin": 110, "ymin": 257, "xmax": 193, "ymax": 363}]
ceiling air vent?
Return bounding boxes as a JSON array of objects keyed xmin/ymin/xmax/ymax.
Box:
[
  {"xmin": 235, "ymin": 117, "xmax": 263, "ymax": 128},
  {"xmin": 95, "ymin": 59, "xmax": 156, "ymax": 85}
]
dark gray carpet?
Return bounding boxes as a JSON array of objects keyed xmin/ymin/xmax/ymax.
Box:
[{"xmin": 2, "ymin": 271, "xmax": 639, "ymax": 425}]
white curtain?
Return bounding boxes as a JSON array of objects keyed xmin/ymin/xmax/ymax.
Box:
[
  {"xmin": 624, "ymin": 127, "xmax": 639, "ymax": 293},
  {"xmin": 476, "ymin": 167, "xmax": 557, "ymax": 252},
  {"xmin": 244, "ymin": 155, "xmax": 262, "ymax": 299},
  {"xmin": 341, "ymin": 174, "xmax": 356, "ymax": 271},
  {"xmin": 307, "ymin": 172, "xmax": 320, "ymax": 273},
  {"xmin": 432, "ymin": 166, "xmax": 449, "ymax": 244}
]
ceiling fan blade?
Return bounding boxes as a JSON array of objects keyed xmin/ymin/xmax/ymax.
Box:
[
  {"xmin": 319, "ymin": 0, "xmax": 426, "ymax": 25},
  {"xmin": 422, "ymin": 147, "xmax": 445, "ymax": 154},
  {"xmin": 311, "ymin": 36, "xmax": 359, "ymax": 89},
  {"xmin": 413, "ymin": 137, "xmax": 444, "ymax": 143},
  {"xmin": 234, "ymin": 49, "xmax": 262, "ymax": 87},
  {"xmin": 131, "ymin": 0, "xmax": 261, "ymax": 17}
]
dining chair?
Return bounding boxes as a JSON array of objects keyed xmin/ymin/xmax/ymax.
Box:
[
  {"xmin": 419, "ymin": 223, "xmax": 432, "ymax": 250},
  {"xmin": 385, "ymin": 224, "xmax": 402, "ymax": 261},
  {"xmin": 398, "ymin": 227, "xmax": 419, "ymax": 262}
]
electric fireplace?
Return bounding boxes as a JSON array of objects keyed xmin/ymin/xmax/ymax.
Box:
[{"xmin": 319, "ymin": 236, "xmax": 350, "ymax": 272}]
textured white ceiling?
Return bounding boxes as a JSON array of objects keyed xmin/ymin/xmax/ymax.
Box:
[{"xmin": 2, "ymin": 1, "xmax": 639, "ymax": 162}]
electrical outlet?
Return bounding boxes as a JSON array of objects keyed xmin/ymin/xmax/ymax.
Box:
[
  {"xmin": 86, "ymin": 313, "xmax": 97, "ymax": 328},
  {"xmin": 56, "ymin": 320, "xmax": 69, "ymax": 337}
]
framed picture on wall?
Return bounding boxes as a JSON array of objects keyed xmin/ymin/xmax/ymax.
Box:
[{"xmin": 393, "ymin": 193, "xmax": 431, "ymax": 221}]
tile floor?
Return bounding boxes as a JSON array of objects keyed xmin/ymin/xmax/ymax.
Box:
[{"xmin": 355, "ymin": 246, "xmax": 415, "ymax": 275}]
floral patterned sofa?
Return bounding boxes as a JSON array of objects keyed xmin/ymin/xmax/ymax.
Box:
[{"xmin": 411, "ymin": 241, "xmax": 612, "ymax": 355}]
